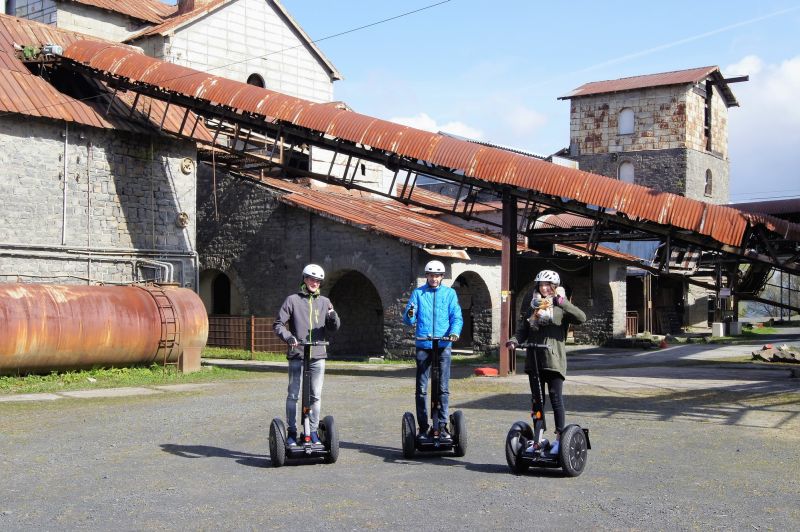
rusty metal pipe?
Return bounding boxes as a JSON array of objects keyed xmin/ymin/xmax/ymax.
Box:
[{"xmin": 0, "ymin": 284, "xmax": 208, "ymax": 374}]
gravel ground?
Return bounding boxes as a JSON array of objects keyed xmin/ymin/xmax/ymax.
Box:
[{"xmin": 1, "ymin": 361, "xmax": 798, "ymax": 531}]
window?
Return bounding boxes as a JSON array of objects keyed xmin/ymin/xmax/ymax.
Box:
[
  {"xmin": 618, "ymin": 161, "xmax": 634, "ymax": 183},
  {"xmin": 704, "ymin": 169, "xmax": 713, "ymax": 196},
  {"xmin": 618, "ymin": 108, "xmax": 634, "ymax": 135},
  {"xmin": 246, "ymin": 73, "xmax": 265, "ymax": 88}
]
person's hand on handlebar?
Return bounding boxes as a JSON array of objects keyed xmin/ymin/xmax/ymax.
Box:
[
  {"xmin": 505, "ymin": 339, "xmax": 518, "ymax": 350},
  {"xmin": 288, "ymin": 336, "xmax": 299, "ymax": 348},
  {"xmin": 448, "ymin": 334, "xmax": 459, "ymax": 342}
]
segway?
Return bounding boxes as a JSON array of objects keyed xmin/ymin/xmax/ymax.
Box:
[
  {"xmin": 505, "ymin": 343, "xmax": 590, "ymax": 477},
  {"xmin": 401, "ymin": 336, "xmax": 467, "ymax": 458},
  {"xmin": 269, "ymin": 341, "xmax": 339, "ymax": 467}
]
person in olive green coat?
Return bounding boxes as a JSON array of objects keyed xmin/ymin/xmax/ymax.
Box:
[{"xmin": 506, "ymin": 269, "xmax": 586, "ymax": 454}]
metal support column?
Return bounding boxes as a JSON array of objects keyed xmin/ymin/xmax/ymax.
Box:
[{"xmin": 500, "ymin": 191, "xmax": 517, "ymax": 376}]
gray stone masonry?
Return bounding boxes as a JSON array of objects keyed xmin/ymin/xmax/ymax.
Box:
[
  {"xmin": 196, "ymin": 167, "xmax": 504, "ymax": 357},
  {"xmin": 0, "ymin": 116, "xmax": 198, "ymax": 287}
]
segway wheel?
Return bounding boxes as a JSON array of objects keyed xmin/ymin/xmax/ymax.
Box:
[
  {"xmin": 505, "ymin": 421, "xmax": 532, "ymax": 475},
  {"xmin": 320, "ymin": 415, "xmax": 339, "ymax": 464},
  {"xmin": 269, "ymin": 418, "xmax": 287, "ymax": 468},
  {"xmin": 401, "ymin": 412, "xmax": 416, "ymax": 459},
  {"xmin": 450, "ymin": 410, "xmax": 467, "ymax": 457},
  {"xmin": 559, "ymin": 424, "xmax": 588, "ymax": 477}
]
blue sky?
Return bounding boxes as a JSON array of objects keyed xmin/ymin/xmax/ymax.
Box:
[{"xmin": 165, "ymin": 1, "xmax": 800, "ymax": 204}]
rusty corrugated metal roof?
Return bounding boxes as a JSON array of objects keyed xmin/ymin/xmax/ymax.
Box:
[
  {"xmin": 0, "ymin": 15, "xmax": 211, "ymax": 141},
  {"xmin": 65, "ymin": 0, "xmax": 175, "ymax": 24},
  {"xmin": 534, "ymin": 213, "xmax": 595, "ymax": 230},
  {"xmin": 560, "ymin": 66, "xmax": 719, "ymax": 99},
  {"xmin": 730, "ymin": 198, "xmax": 800, "ymax": 217},
  {"xmin": 395, "ymin": 185, "xmax": 501, "ymax": 215},
  {"xmin": 61, "ymin": 40, "xmax": 800, "ymax": 248},
  {"xmin": 126, "ymin": 0, "xmax": 227, "ymax": 40},
  {"xmin": 261, "ymin": 178, "xmax": 502, "ymax": 250}
]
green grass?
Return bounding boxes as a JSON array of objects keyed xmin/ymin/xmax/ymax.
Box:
[
  {"xmin": 0, "ymin": 364, "xmax": 251, "ymax": 395},
  {"xmin": 202, "ymin": 346, "xmax": 286, "ymax": 362},
  {"xmin": 202, "ymin": 346, "xmax": 501, "ymax": 366}
]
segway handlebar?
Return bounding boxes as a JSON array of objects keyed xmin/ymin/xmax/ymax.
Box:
[
  {"xmin": 295, "ymin": 340, "xmax": 329, "ymax": 346},
  {"xmin": 516, "ymin": 342, "xmax": 549, "ymax": 350},
  {"xmin": 415, "ymin": 336, "xmax": 450, "ymax": 342}
]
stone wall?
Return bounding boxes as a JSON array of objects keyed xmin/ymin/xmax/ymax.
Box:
[
  {"xmin": 196, "ymin": 166, "xmax": 503, "ymax": 357},
  {"xmin": 142, "ymin": 0, "xmax": 334, "ymax": 103},
  {"xmin": 567, "ymin": 81, "xmax": 730, "ymax": 202},
  {"xmin": 55, "ymin": 2, "xmax": 145, "ymax": 41},
  {"xmin": 0, "ymin": 116, "xmax": 198, "ymax": 287},
  {"xmin": 12, "ymin": 0, "xmax": 56, "ymax": 24}
]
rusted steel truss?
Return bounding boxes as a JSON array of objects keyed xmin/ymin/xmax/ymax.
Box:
[{"xmin": 56, "ymin": 53, "xmax": 800, "ymax": 279}]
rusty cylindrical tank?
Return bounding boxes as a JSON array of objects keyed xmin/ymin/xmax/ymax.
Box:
[{"xmin": 0, "ymin": 284, "xmax": 208, "ymax": 375}]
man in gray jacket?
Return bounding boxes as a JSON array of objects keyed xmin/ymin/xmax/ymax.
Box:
[{"xmin": 273, "ymin": 264, "xmax": 340, "ymax": 446}]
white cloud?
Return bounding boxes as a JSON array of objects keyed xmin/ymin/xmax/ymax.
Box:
[
  {"xmin": 727, "ymin": 54, "xmax": 800, "ymax": 200},
  {"xmin": 389, "ymin": 112, "xmax": 484, "ymax": 140},
  {"xmin": 502, "ymin": 104, "xmax": 547, "ymax": 137}
]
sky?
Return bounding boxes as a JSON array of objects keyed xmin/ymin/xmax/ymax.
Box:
[{"xmin": 166, "ymin": 0, "xmax": 800, "ymax": 204}]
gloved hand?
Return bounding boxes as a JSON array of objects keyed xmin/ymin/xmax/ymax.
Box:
[
  {"xmin": 448, "ymin": 334, "xmax": 459, "ymax": 342},
  {"xmin": 505, "ymin": 340, "xmax": 518, "ymax": 350},
  {"xmin": 554, "ymin": 286, "xmax": 566, "ymax": 306},
  {"xmin": 406, "ymin": 304, "xmax": 415, "ymax": 319},
  {"xmin": 288, "ymin": 336, "xmax": 299, "ymax": 348}
]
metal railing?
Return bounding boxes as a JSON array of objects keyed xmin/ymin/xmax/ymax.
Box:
[
  {"xmin": 626, "ymin": 311, "xmax": 639, "ymax": 337},
  {"xmin": 207, "ymin": 315, "xmax": 284, "ymax": 353}
]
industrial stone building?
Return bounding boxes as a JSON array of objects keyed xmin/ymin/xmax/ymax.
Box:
[
  {"xmin": 0, "ymin": 0, "xmax": 752, "ymax": 360},
  {"xmin": 0, "ymin": 14, "xmax": 208, "ymax": 288},
  {"xmin": 558, "ymin": 67, "xmax": 745, "ymax": 331}
]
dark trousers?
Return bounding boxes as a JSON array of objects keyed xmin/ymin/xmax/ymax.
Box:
[{"xmin": 528, "ymin": 370, "xmax": 565, "ymax": 434}]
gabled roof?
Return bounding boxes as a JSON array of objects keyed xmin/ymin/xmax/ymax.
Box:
[
  {"xmin": 560, "ymin": 66, "xmax": 740, "ymax": 107},
  {"xmin": 125, "ymin": 0, "xmax": 341, "ymax": 81},
  {"xmin": 0, "ymin": 14, "xmax": 211, "ymax": 140},
  {"xmin": 61, "ymin": 0, "xmax": 175, "ymax": 24}
]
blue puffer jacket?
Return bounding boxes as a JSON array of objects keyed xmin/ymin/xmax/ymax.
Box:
[{"xmin": 403, "ymin": 283, "xmax": 463, "ymax": 349}]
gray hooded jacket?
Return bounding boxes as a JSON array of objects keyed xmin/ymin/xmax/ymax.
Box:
[{"xmin": 273, "ymin": 285, "xmax": 341, "ymax": 359}]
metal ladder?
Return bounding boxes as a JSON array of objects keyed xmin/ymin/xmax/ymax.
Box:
[{"xmin": 145, "ymin": 285, "xmax": 182, "ymax": 371}]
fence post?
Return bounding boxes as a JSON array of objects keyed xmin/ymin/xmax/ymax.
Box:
[{"xmin": 250, "ymin": 315, "xmax": 255, "ymax": 359}]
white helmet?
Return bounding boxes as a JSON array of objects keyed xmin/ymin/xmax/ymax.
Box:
[
  {"xmin": 534, "ymin": 269, "xmax": 560, "ymax": 285},
  {"xmin": 424, "ymin": 260, "xmax": 446, "ymax": 274},
  {"xmin": 302, "ymin": 263, "xmax": 325, "ymax": 280}
]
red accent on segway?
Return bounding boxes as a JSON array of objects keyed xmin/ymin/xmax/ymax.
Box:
[{"xmin": 474, "ymin": 367, "xmax": 499, "ymax": 376}]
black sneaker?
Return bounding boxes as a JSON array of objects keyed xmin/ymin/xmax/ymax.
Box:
[
  {"xmin": 287, "ymin": 430, "xmax": 298, "ymax": 446},
  {"xmin": 439, "ymin": 427, "xmax": 453, "ymax": 443},
  {"xmin": 418, "ymin": 427, "xmax": 430, "ymax": 440}
]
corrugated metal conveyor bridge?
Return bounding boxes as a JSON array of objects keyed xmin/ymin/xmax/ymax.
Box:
[{"xmin": 47, "ymin": 41, "xmax": 800, "ymax": 323}]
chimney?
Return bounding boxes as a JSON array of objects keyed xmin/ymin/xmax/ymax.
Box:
[{"xmin": 176, "ymin": 0, "xmax": 217, "ymax": 15}]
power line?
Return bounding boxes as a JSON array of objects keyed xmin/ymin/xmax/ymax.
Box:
[{"xmin": 0, "ymin": 1, "xmax": 454, "ymax": 120}]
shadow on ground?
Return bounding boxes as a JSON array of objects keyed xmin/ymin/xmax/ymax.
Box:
[
  {"xmin": 456, "ymin": 381, "xmax": 800, "ymax": 429},
  {"xmin": 338, "ymin": 440, "xmax": 508, "ymax": 474},
  {"xmin": 160, "ymin": 443, "xmax": 270, "ymax": 468}
]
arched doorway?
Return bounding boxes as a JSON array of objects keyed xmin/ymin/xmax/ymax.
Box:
[
  {"xmin": 199, "ymin": 269, "xmax": 242, "ymax": 315},
  {"xmin": 451, "ymin": 272, "xmax": 492, "ymax": 352},
  {"xmin": 325, "ymin": 270, "xmax": 383, "ymax": 357}
]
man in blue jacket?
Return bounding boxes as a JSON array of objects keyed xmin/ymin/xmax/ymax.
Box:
[{"xmin": 403, "ymin": 260, "xmax": 463, "ymax": 441}]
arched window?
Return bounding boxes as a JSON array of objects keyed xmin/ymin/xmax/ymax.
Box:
[
  {"xmin": 618, "ymin": 161, "xmax": 634, "ymax": 183},
  {"xmin": 704, "ymin": 169, "xmax": 713, "ymax": 196},
  {"xmin": 246, "ymin": 73, "xmax": 265, "ymax": 88},
  {"xmin": 618, "ymin": 108, "xmax": 634, "ymax": 135}
]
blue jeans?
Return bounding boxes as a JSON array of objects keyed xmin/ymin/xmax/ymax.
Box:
[
  {"xmin": 415, "ymin": 347, "xmax": 451, "ymax": 431},
  {"xmin": 286, "ymin": 358, "xmax": 325, "ymax": 433}
]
